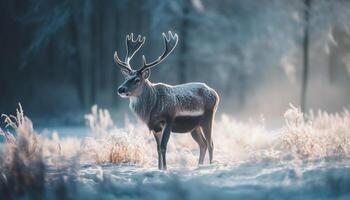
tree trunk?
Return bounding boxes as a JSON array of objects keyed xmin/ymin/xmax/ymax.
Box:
[
  {"xmin": 178, "ymin": 3, "xmax": 190, "ymax": 84},
  {"xmin": 72, "ymin": 0, "xmax": 93, "ymax": 109},
  {"xmin": 301, "ymin": 0, "xmax": 310, "ymax": 112}
]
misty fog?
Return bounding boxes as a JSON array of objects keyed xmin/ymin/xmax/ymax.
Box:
[{"xmin": 0, "ymin": 0, "xmax": 349, "ymax": 125}]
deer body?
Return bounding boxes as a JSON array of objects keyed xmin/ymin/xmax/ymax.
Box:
[
  {"xmin": 114, "ymin": 32, "xmax": 219, "ymax": 169},
  {"xmin": 130, "ymin": 81, "xmax": 218, "ymax": 133}
]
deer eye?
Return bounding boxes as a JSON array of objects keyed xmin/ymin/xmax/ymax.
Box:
[{"xmin": 134, "ymin": 78, "xmax": 141, "ymax": 83}]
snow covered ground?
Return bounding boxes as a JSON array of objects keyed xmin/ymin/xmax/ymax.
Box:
[
  {"xmin": 1, "ymin": 104, "xmax": 350, "ymax": 199},
  {"xmin": 74, "ymin": 159, "xmax": 350, "ymax": 200}
]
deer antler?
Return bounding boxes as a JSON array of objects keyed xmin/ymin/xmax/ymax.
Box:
[
  {"xmin": 139, "ymin": 31, "xmax": 178, "ymax": 72},
  {"xmin": 114, "ymin": 33, "xmax": 145, "ymax": 71}
]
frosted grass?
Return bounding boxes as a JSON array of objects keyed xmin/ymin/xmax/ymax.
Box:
[{"xmin": 1, "ymin": 104, "xmax": 350, "ymax": 199}]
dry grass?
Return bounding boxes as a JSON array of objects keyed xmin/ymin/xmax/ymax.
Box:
[
  {"xmin": 1, "ymin": 104, "xmax": 350, "ymax": 168},
  {"xmin": 80, "ymin": 105, "xmax": 150, "ymax": 165},
  {"xmin": 278, "ymin": 105, "xmax": 350, "ymax": 160},
  {"xmin": 212, "ymin": 104, "xmax": 350, "ymax": 163},
  {"xmin": 0, "ymin": 103, "xmax": 350, "ymax": 198},
  {"xmin": 0, "ymin": 104, "xmax": 45, "ymax": 199}
]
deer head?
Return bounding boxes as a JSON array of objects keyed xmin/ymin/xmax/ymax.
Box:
[{"xmin": 114, "ymin": 31, "xmax": 178, "ymax": 97}]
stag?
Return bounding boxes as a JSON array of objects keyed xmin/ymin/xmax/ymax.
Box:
[{"xmin": 114, "ymin": 31, "xmax": 219, "ymax": 170}]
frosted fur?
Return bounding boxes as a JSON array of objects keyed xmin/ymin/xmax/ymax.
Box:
[
  {"xmin": 129, "ymin": 81, "xmax": 157, "ymax": 123},
  {"xmin": 128, "ymin": 81, "xmax": 218, "ymax": 125}
]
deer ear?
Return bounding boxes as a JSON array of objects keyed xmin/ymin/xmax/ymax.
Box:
[
  {"xmin": 142, "ymin": 69, "xmax": 150, "ymax": 79},
  {"xmin": 121, "ymin": 68, "xmax": 130, "ymax": 77}
]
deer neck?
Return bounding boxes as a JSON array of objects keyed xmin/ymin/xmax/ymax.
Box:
[{"xmin": 129, "ymin": 80, "xmax": 156, "ymax": 123}]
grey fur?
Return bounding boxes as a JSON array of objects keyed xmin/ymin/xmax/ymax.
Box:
[{"xmin": 115, "ymin": 32, "xmax": 219, "ymax": 170}]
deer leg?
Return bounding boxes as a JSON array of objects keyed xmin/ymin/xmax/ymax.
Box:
[
  {"xmin": 160, "ymin": 122, "xmax": 172, "ymax": 170},
  {"xmin": 201, "ymin": 112, "xmax": 214, "ymax": 164},
  {"xmin": 153, "ymin": 131, "xmax": 162, "ymax": 170},
  {"xmin": 191, "ymin": 127, "xmax": 207, "ymax": 165}
]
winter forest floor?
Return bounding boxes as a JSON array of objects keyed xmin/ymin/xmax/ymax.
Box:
[{"xmin": 1, "ymin": 104, "xmax": 350, "ymax": 200}]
